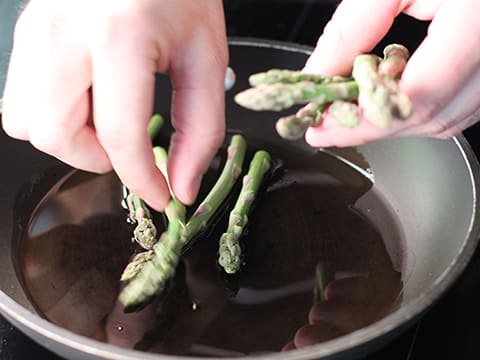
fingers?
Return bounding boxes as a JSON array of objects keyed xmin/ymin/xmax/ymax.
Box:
[
  {"xmin": 167, "ymin": 31, "xmax": 228, "ymax": 205},
  {"xmin": 394, "ymin": 0, "xmax": 480, "ymax": 137},
  {"xmin": 303, "ymin": 0, "xmax": 404, "ymax": 75},
  {"xmin": 2, "ymin": 2, "xmax": 111, "ymax": 172},
  {"xmin": 91, "ymin": 15, "xmax": 169, "ymax": 210}
]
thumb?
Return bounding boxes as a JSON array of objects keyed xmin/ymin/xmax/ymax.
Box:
[{"xmin": 303, "ymin": 0, "xmax": 404, "ymax": 76}]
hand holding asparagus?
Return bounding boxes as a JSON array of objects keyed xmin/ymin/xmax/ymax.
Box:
[{"xmin": 234, "ymin": 44, "xmax": 412, "ymax": 141}]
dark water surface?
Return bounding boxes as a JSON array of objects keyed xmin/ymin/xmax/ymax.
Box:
[{"xmin": 16, "ymin": 145, "xmax": 404, "ymax": 356}]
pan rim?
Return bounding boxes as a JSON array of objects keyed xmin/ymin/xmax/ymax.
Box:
[{"xmin": 0, "ymin": 38, "xmax": 479, "ymax": 360}]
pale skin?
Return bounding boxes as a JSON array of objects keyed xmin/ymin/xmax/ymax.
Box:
[
  {"xmin": 303, "ymin": 0, "xmax": 480, "ymax": 147},
  {"xmin": 2, "ymin": 0, "xmax": 480, "ymax": 211},
  {"xmin": 2, "ymin": 0, "xmax": 228, "ymax": 210}
]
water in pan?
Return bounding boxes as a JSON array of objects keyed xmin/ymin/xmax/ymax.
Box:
[{"xmin": 16, "ymin": 143, "xmax": 404, "ymax": 357}]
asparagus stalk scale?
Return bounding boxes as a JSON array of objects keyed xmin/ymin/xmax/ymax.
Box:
[{"xmin": 218, "ymin": 150, "xmax": 271, "ymax": 274}]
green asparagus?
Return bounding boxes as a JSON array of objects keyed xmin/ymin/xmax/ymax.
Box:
[
  {"xmin": 120, "ymin": 250, "xmax": 155, "ymax": 283},
  {"xmin": 328, "ymin": 100, "xmax": 361, "ymax": 128},
  {"xmin": 234, "ymin": 43, "xmax": 413, "ymax": 132},
  {"xmin": 184, "ymin": 134, "xmax": 247, "ymax": 245},
  {"xmin": 119, "ymin": 144, "xmax": 187, "ymax": 311},
  {"xmin": 119, "ymin": 201, "xmax": 186, "ymax": 312},
  {"xmin": 119, "ymin": 135, "xmax": 247, "ymax": 311},
  {"xmin": 218, "ymin": 150, "xmax": 271, "ymax": 274},
  {"xmin": 353, "ymin": 54, "xmax": 393, "ymax": 128},
  {"xmin": 234, "ymin": 80, "xmax": 359, "ymax": 111},
  {"xmin": 123, "ymin": 114, "xmax": 165, "ymax": 250},
  {"xmin": 125, "ymin": 192, "xmax": 157, "ymax": 250},
  {"xmin": 249, "ymin": 69, "xmax": 351, "ymax": 86},
  {"xmin": 275, "ymin": 102, "xmax": 325, "ymax": 140}
]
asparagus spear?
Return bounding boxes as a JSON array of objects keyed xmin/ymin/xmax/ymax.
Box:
[
  {"xmin": 353, "ymin": 54, "xmax": 394, "ymax": 128},
  {"xmin": 147, "ymin": 113, "xmax": 164, "ymax": 139},
  {"xmin": 119, "ymin": 145, "xmax": 187, "ymax": 312},
  {"xmin": 125, "ymin": 193, "xmax": 158, "ymax": 250},
  {"xmin": 379, "ymin": 44, "xmax": 409, "ymax": 79},
  {"xmin": 379, "ymin": 44, "xmax": 412, "ymax": 119},
  {"xmin": 353, "ymin": 45, "xmax": 411, "ymax": 128},
  {"xmin": 218, "ymin": 150, "xmax": 271, "ymax": 274},
  {"xmin": 184, "ymin": 134, "xmax": 247, "ymax": 245},
  {"xmin": 119, "ymin": 201, "xmax": 186, "ymax": 312},
  {"xmin": 275, "ymin": 102, "xmax": 325, "ymax": 140},
  {"xmin": 120, "ymin": 250, "xmax": 155, "ymax": 282},
  {"xmin": 234, "ymin": 80, "xmax": 359, "ymax": 111},
  {"xmin": 327, "ymin": 100, "xmax": 361, "ymax": 128},
  {"xmin": 124, "ymin": 114, "xmax": 165, "ymax": 250},
  {"xmin": 119, "ymin": 136, "xmax": 247, "ymax": 311},
  {"xmin": 249, "ymin": 69, "xmax": 351, "ymax": 87}
]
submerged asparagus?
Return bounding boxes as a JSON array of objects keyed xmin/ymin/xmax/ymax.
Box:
[
  {"xmin": 218, "ymin": 150, "xmax": 271, "ymax": 274},
  {"xmin": 119, "ymin": 201, "xmax": 186, "ymax": 312},
  {"xmin": 119, "ymin": 145, "xmax": 187, "ymax": 312},
  {"xmin": 119, "ymin": 135, "xmax": 248, "ymax": 311}
]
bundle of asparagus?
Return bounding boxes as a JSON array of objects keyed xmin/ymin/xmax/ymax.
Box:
[
  {"xmin": 234, "ymin": 43, "xmax": 412, "ymax": 140},
  {"xmin": 118, "ymin": 118, "xmax": 272, "ymax": 311}
]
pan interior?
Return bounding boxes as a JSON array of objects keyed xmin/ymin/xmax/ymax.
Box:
[{"xmin": 14, "ymin": 131, "xmax": 406, "ymax": 356}]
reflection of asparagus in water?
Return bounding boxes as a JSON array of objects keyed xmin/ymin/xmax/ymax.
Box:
[
  {"xmin": 119, "ymin": 135, "xmax": 247, "ymax": 311},
  {"xmin": 124, "ymin": 114, "xmax": 165, "ymax": 250},
  {"xmin": 218, "ymin": 150, "xmax": 271, "ymax": 274},
  {"xmin": 313, "ymin": 262, "xmax": 330, "ymax": 303}
]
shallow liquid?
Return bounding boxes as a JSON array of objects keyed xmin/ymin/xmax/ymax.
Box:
[{"xmin": 17, "ymin": 148, "xmax": 404, "ymax": 357}]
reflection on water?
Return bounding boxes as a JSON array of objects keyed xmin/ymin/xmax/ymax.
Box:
[{"xmin": 17, "ymin": 149, "xmax": 404, "ymax": 356}]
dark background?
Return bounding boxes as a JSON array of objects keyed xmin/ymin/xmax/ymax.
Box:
[{"xmin": 1, "ymin": 0, "xmax": 480, "ymax": 359}]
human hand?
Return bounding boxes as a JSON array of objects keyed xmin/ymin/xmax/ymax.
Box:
[
  {"xmin": 303, "ymin": 0, "xmax": 480, "ymax": 147},
  {"xmin": 2, "ymin": 0, "xmax": 228, "ymax": 210}
]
